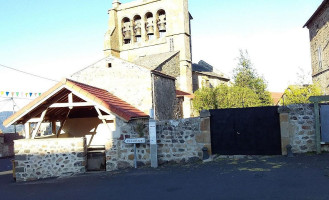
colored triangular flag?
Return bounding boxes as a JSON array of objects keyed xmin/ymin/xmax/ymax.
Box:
[{"xmin": 29, "ymin": 93, "xmax": 32, "ymax": 97}]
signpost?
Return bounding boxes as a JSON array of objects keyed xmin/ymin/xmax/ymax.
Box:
[
  {"xmin": 149, "ymin": 113, "xmax": 158, "ymax": 168},
  {"xmin": 124, "ymin": 138, "xmax": 145, "ymax": 168}
]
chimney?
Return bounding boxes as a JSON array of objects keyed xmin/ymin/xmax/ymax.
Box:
[{"xmin": 112, "ymin": 0, "xmax": 121, "ymax": 8}]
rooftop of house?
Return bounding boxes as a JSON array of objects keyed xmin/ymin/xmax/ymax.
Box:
[
  {"xmin": 192, "ymin": 60, "xmax": 229, "ymax": 81},
  {"xmin": 176, "ymin": 90, "xmax": 194, "ymax": 99},
  {"xmin": 304, "ymin": 0, "xmax": 328, "ymax": 28},
  {"xmin": 271, "ymin": 92, "xmax": 284, "ymax": 105}
]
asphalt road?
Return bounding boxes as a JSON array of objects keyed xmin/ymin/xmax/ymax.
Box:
[{"xmin": 0, "ymin": 154, "xmax": 329, "ymax": 200}]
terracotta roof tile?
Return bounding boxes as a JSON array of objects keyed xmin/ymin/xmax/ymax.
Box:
[
  {"xmin": 66, "ymin": 79, "xmax": 149, "ymax": 121},
  {"xmin": 176, "ymin": 90, "xmax": 194, "ymax": 99},
  {"xmin": 3, "ymin": 79, "xmax": 148, "ymax": 126},
  {"xmin": 271, "ymin": 92, "xmax": 284, "ymax": 105}
]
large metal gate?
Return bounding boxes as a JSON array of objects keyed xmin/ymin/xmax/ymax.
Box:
[{"xmin": 210, "ymin": 106, "xmax": 281, "ymax": 155}]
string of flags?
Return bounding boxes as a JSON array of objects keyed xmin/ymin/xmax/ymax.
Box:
[{"xmin": 0, "ymin": 91, "xmax": 42, "ymax": 98}]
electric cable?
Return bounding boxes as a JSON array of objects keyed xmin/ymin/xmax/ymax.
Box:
[{"xmin": 0, "ymin": 63, "xmax": 59, "ymax": 82}]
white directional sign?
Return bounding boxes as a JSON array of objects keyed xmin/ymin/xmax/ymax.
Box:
[
  {"xmin": 124, "ymin": 138, "xmax": 146, "ymax": 144},
  {"xmin": 149, "ymin": 120, "xmax": 156, "ymax": 145}
]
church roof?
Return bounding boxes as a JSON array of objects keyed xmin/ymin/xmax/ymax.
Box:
[
  {"xmin": 3, "ymin": 79, "xmax": 149, "ymax": 127},
  {"xmin": 133, "ymin": 51, "xmax": 179, "ymax": 70}
]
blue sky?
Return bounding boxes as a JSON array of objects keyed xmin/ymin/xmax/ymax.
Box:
[{"xmin": 0, "ymin": 0, "xmax": 324, "ymax": 109}]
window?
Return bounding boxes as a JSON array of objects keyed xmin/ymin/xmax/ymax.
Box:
[{"xmin": 318, "ymin": 46, "xmax": 322, "ymax": 70}]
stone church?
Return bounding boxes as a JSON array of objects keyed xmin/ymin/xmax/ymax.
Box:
[
  {"xmin": 70, "ymin": 0, "xmax": 228, "ymax": 119},
  {"xmin": 3, "ymin": 0, "xmax": 228, "ymax": 181},
  {"xmin": 304, "ymin": 0, "xmax": 329, "ymax": 94}
]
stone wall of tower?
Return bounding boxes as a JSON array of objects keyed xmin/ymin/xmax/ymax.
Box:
[{"xmin": 104, "ymin": 0, "xmax": 193, "ymax": 94}]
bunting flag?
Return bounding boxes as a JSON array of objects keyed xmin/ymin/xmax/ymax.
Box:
[{"xmin": 0, "ymin": 90, "xmax": 42, "ymax": 98}]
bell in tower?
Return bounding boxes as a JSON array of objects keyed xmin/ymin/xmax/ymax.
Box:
[
  {"xmin": 145, "ymin": 13, "xmax": 154, "ymax": 36},
  {"xmin": 122, "ymin": 18, "xmax": 131, "ymax": 44},
  {"xmin": 134, "ymin": 17, "xmax": 142, "ymax": 37},
  {"xmin": 158, "ymin": 11, "xmax": 166, "ymax": 33}
]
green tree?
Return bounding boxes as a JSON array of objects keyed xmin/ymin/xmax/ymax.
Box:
[
  {"xmin": 233, "ymin": 50, "xmax": 273, "ymax": 106},
  {"xmin": 192, "ymin": 84, "xmax": 264, "ymax": 112},
  {"xmin": 192, "ymin": 87, "xmax": 218, "ymax": 113},
  {"xmin": 280, "ymin": 84, "xmax": 322, "ymax": 105},
  {"xmin": 192, "ymin": 50, "xmax": 273, "ymax": 113}
]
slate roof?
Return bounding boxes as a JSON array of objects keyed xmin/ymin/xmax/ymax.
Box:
[
  {"xmin": 192, "ymin": 60, "xmax": 229, "ymax": 81},
  {"xmin": 304, "ymin": 0, "xmax": 329, "ymax": 28},
  {"xmin": 133, "ymin": 51, "xmax": 179, "ymax": 70},
  {"xmin": 3, "ymin": 79, "xmax": 149, "ymax": 127}
]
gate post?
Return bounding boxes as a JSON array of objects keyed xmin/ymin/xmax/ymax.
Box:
[
  {"xmin": 199, "ymin": 110, "xmax": 212, "ymax": 155},
  {"xmin": 278, "ymin": 106, "xmax": 292, "ymax": 156}
]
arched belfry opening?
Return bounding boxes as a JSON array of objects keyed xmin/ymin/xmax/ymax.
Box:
[
  {"xmin": 145, "ymin": 12, "xmax": 154, "ymax": 41},
  {"xmin": 133, "ymin": 15, "xmax": 142, "ymax": 42},
  {"xmin": 157, "ymin": 9, "xmax": 166, "ymax": 38},
  {"xmin": 122, "ymin": 17, "xmax": 131, "ymax": 44}
]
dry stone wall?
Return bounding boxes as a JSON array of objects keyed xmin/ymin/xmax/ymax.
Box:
[
  {"xmin": 153, "ymin": 74, "xmax": 176, "ymax": 120},
  {"xmin": 0, "ymin": 133, "xmax": 23, "ymax": 158},
  {"xmin": 106, "ymin": 117, "xmax": 210, "ymax": 171},
  {"xmin": 279, "ymin": 104, "xmax": 329, "ymax": 154},
  {"xmin": 14, "ymin": 138, "xmax": 86, "ymax": 182}
]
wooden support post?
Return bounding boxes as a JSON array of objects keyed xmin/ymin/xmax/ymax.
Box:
[
  {"xmin": 314, "ymin": 103, "xmax": 321, "ymax": 154},
  {"xmin": 24, "ymin": 123, "xmax": 30, "ymax": 139},
  {"xmin": 95, "ymin": 106, "xmax": 113, "ymax": 140},
  {"xmin": 68, "ymin": 93, "xmax": 73, "ymax": 110},
  {"xmin": 31, "ymin": 109, "xmax": 47, "ymax": 139},
  {"xmin": 51, "ymin": 121, "xmax": 57, "ymax": 135},
  {"xmin": 56, "ymin": 109, "xmax": 71, "ymax": 138}
]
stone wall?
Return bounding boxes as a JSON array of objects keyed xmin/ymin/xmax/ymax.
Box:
[
  {"xmin": 0, "ymin": 133, "xmax": 23, "ymax": 158},
  {"xmin": 279, "ymin": 104, "xmax": 316, "ymax": 154},
  {"xmin": 153, "ymin": 73, "xmax": 176, "ymax": 120},
  {"xmin": 14, "ymin": 138, "xmax": 86, "ymax": 182},
  {"xmin": 306, "ymin": 2, "xmax": 329, "ymax": 94},
  {"xmin": 106, "ymin": 117, "xmax": 210, "ymax": 171},
  {"xmin": 192, "ymin": 72, "xmax": 228, "ymax": 92},
  {"xmin": 279, "ymin": 104, "xmax": 329, "ymax": 154},
  {"xmin": 71, "ymin": 56, "xmax": 153, "ymax": 115},
  {"xmin": 156, "ymin": 52, "xmax": 180, "ymax": 80}
]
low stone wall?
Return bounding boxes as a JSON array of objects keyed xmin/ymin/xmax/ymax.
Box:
[
  {"xmin": 0, "ymin": 134, "xmax": 3, "ymax": 157},
  {"xmin": 106, "ymin": 117, "xmax": 210, "ymax": 171},
  {"xmin": 0, "ymin": 133, "xmax": 23, "ymax": 158},
  {"xmin": 279, "ymin": 104, "xmax": 329, "ymax": 154},
  {"xmin": 14, "ymin": 138, "xmax": 86, "ymax": 182}
]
